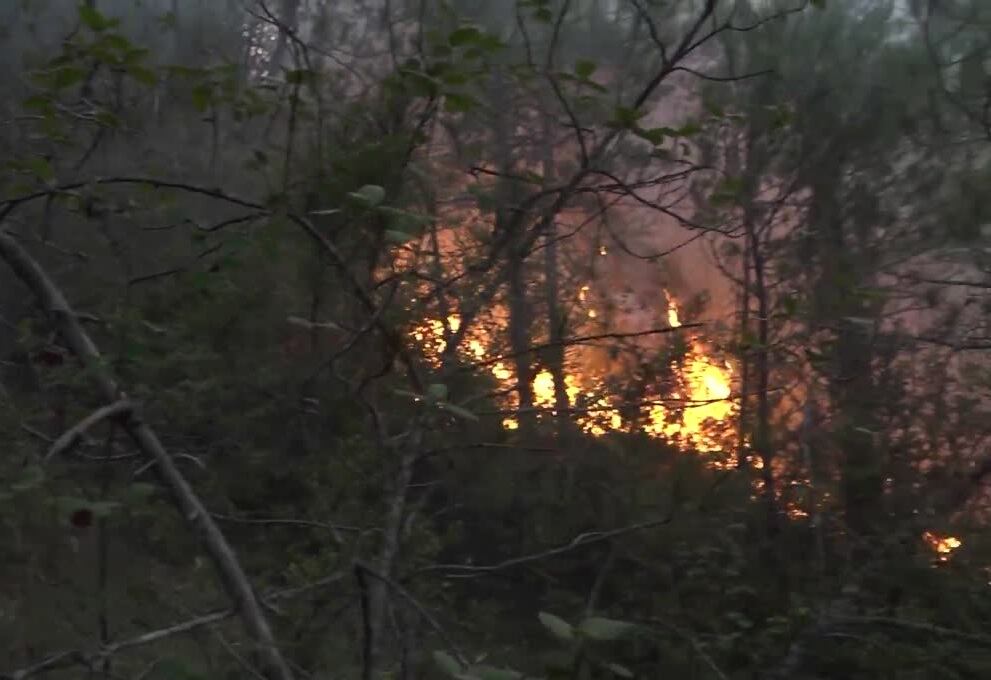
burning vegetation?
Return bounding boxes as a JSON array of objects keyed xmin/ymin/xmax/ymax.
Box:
[{"xmin": 411, "ymin": 288, "xmax": 735, "ymax": 452}]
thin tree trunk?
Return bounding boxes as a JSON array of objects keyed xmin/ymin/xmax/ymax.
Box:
[
  {"xmin": 269, "ymin": 0, "xmax": 300, "ymax": 74},
  {"xmin": 740, "ymin": 128, "xmax": 774, "ymax": 519},
  {"xmin": 731, "ymin": 126, "xmax": 751, "ymax": 470},
  {"xmin": 736, "ymin": 236, "xmax": 752, "ymax": 469},
  {"xmin": 507, "ymin": 236, "xmax": 536, "ymax": 431},
  {"xmin": 366, "ymin": 435, "xmax": 418, "ymax": 675},
  {"xmin": 751, "ymin": 221, "xmax": 775, "ymax": 528},
  {"xmin": 541, "ymin": 113, "xmax": 570, "ymax": 433},
  {"xmin": 809, "ymin": 158, "xmax": 883, "ymax": 539},
  {"xmin": 490, "ymin": 67, "xmax": 535, "ymax": 431}
]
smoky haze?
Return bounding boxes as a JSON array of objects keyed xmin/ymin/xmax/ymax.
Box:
[{"xmin": 2, "ymin": 2, "xmax": 991, "ymax": 680}]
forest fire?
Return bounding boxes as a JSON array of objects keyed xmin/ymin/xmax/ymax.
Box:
[{"xmin": 410, "ymin": 290, "xmax": 735, "ymax": 451}]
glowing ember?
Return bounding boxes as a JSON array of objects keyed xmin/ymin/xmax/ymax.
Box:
[{"xmin": 923, "ymin": 531, "xmax": 962, "ymax": 562}]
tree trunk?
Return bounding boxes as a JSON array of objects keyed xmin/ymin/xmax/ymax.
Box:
[
  {"xmin": 269, "ymin": 0, "xmax": 300, "ymax": 74},
  {"xmin": 541, "ymin": 113, "xmax": 570, "ymax": 434},
  {"xmin": 809, "ymin": 159, "xmax": 883, "ymax": 539},
  {"xmin": 490, "ymin": 67, "xmax": 535, "ymax": 431},
  {"xmin": 507, "ymin": 232, "xmax": 536, "ymax": 431}
]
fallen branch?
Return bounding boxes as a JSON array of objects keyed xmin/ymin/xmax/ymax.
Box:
[
  {"xmin": 0, "ymin": 570, "xmax": 348, "ymax": 680},
  {"xmin": 418, "ymin": 515, "xmax": 678, "ymax": 578},
  {"xmin": 418, "ymin": 471, "xmax": 730, "ymax": 579},
  {"xmin": 0, "ymin": 230, "xmax": 294, "ymax": 680},
  {"xmin": 43, "ymin": 399, "xmax": 132, "ymax": 462}
]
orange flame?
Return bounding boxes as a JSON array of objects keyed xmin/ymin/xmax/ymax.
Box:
[
  {"xmin": 411, "ymin": 290, "xmax": 735, "ymax": 452},
  {"xmin": 644, "ymin": 296, "xmax": 734, "ymax": 451},
  {"xmin": 923, "ymin": 531, "xmax": 962, "ymax": 562}
]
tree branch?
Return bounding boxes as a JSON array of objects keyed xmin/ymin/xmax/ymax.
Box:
[
  {"xmin": 0, "ymin": 230, "xmax": 294, "ymax": 680},
  {"xmin": 0, "ymin": 570, "xmax": 348, "ymax": 680}
]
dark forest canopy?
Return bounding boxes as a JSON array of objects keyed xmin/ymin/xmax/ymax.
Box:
[{"xmin": 2, "ymin": 1, "xmax": 991, "ymax": 679}]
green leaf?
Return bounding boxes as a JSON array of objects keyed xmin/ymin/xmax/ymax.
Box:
[
  {"xmin": 149, "ymin": 658, "xmax": 208, "ymax": 680},
  {"xmin": 89, "ymin": 501, "xmax": 121, "ymax": 518},
  {"xmin": 426, "ymin": 383, "xmax": 449, "ymax": 402},
  {"xmin": 11, "ymin": 465, "xmax": 45, "ymax": 492},
  {"xmin": 22, "ymin": 95, "xmax": 53, "ymax": 113},
  {"xmin": 437, "ymin": 401, "xmax": 480, "ymax": 422},
  {"xmin": 51, "ymin": 66, "xmax": 87, "ymax": 89},
  {"xmin": 79, "ymin": 3, "xmax": 115, "ymax": 31},
  {"xmin": 467, "ymin": 665, "xmax": 523, "ymax": 680},
  {"xmin": 579, "ymin": 617, "xmax": 636, "ymax": 641},
  {"xmin": 444, "ymin": 92, "xmax": 480, "ymax": 113},
  {"xmin": 434, "ymin": 650, "xmax": 464, "ymax": 677},
  {"xmin": 610, "ymin": 106, "xmax": 647, "ymax": 129},
  {"xmin": 476, "ymin": 33, "xmax": 506, "ymax": 52},
  {"xmin": 449, "ymin": 26, "xmax": 482, "ymax": 47},
  {"xmin": 54, "ymin": 496, "xmax": 116, "ymax": 517},
  {"xmin": 377, "ymin": 205, "xmax": 433, "ymax": 228},
  {"xmin": 538, "ymin": 612, "xmax": 575, "ymax": 641},
  {"xmin": 348, "ymin": 184, "xmax": 386, "ymax": 207},
  {"xmin": 400, "ymin": 68, "xmax": 440, "ymax": 98},
  {"xmin": 384, "ymin": 229, "xmax": 416, "ymax": 244},
  {"xmin": 534, "ymin": 7, "xmax": 554, "ymax": 22},
  {"xmin": 711, "ymin": 176, "xmax": 744, "ymax": 206},
  {"xmin": 191, "ymin": 83, "xmax": 212, "ymax": 112},
  {"xmin": 94, "ymin": 109, "xmax": 121, "ymax": 128},
  {"xmin": 704, "ymin": 99, "xmax": 725, "ymax": 118},
  {"xmin": 157, "ymin": 11, "xmax": 177, "ymax": 28},
  {"xmin": 24, "ymin": 157, "xmax": 54, "ymax": 182},
  {"xmin": 604, "ymin": 663, "xmax": 634, "ymax": 678},
  {"xmin": 441, "ymin": 70, "xmax": 470, "ymax": 86},
  {"xmin": 575, "ymin": 59, "xmax": 597, "ymax": 80},
  {"xmin": 634, "ymin": 126, "xmax": 675, "ymax": 145},
  {"xmin": 123, "ymin": 482, "xmax": 157, "ymax": 503},
  {"xmin": 96, "ymin": 33, "xmax": 132, "ymax": 53},
  {"xmin": 127, "ymin": 64, "xmax": 157, "ymax": 85},
  {"xmin": 285, "ymin": 68, "xmax": 315, "ymax": 85}
]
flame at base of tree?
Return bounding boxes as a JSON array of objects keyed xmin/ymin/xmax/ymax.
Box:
[{"xmin": 410, "ymin": 292, "xmax": 736, "ymax": 452}]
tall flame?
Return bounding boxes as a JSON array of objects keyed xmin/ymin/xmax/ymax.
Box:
[{"xmin": 642, "ymin": 296, "xmax": 734, "ymax": 451}]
